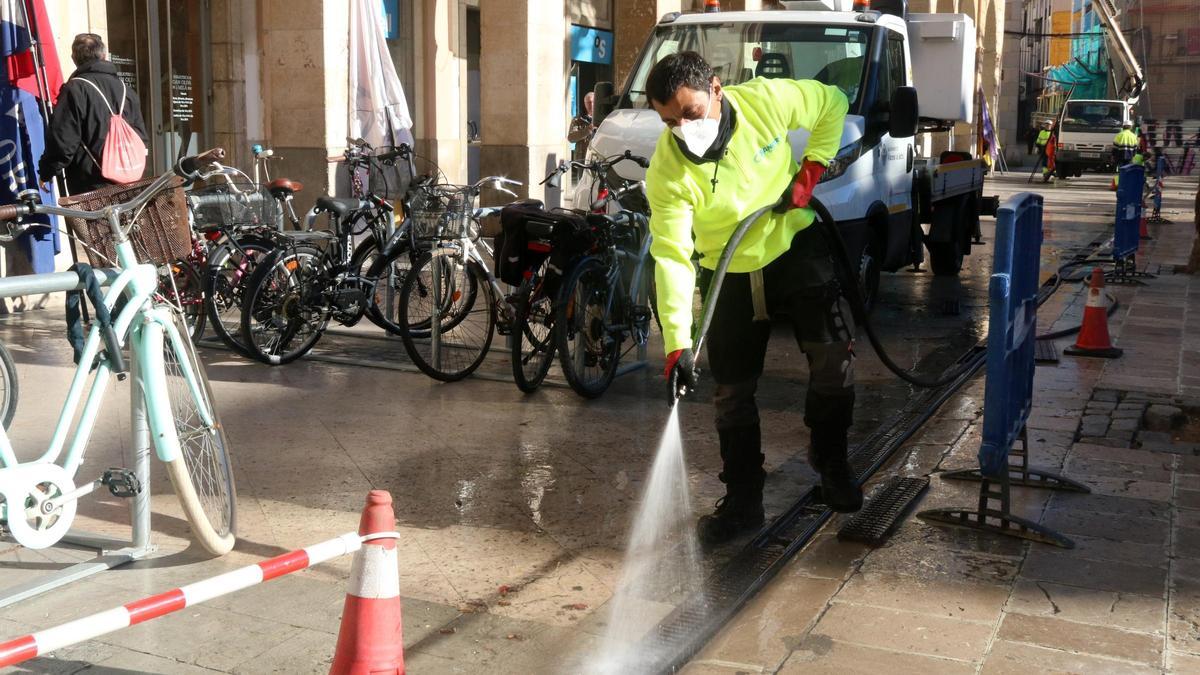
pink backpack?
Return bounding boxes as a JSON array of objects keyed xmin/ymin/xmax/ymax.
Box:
[{"xmin": 77, "ymin": 77, "xmax": 146, "ymax": 184}]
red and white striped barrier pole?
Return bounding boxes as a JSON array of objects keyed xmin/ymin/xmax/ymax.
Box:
[{"xmin": 0, "ymin": 531, "xmax": 376, "ymax": 668}]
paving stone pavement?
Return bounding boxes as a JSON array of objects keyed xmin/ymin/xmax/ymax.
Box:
[{"xmin": 685, "ymin": 176, "xmax": 1200, "ymax": 675}]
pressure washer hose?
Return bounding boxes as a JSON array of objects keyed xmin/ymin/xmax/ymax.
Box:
[
  {"xmin": 677, "ymin": 197, "xmax": 1117, "ymax": 398},
  {"xmin": 808, "ymin": 197, "xmax": 980, "ymax": 388}
]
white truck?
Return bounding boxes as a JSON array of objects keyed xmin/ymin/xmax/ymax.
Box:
[
  {"xmin": 1054, "ymin": 99, "xmax": 1134, "ymax": 177},
  {"xmin": 582, "ymin": 0, "xmax": 992, "ymax": 292}
]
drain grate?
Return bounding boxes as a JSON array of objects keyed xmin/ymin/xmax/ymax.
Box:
[
  {"xmin": 640, "ymin": 270, "xmax": 1076, "ymax": 673},
  {"xmin": 837, "ymin": 476, "xmax": 930, "ymax": 546},
  {"xmin": 1035, "ymin": 339, "xmax": 1059, "ymax": 364}
]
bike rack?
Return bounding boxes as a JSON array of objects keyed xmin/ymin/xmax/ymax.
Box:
[{"xmin": 0, "ymin": 269, "xmax": 156, "ymax": 609}]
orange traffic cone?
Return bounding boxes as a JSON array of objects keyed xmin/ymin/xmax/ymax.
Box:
[
  {"xmin": 330, "ymin": 491, "xmax": 404, "ymax": 675},
  {"xmin": 1064, "ymin": 268, "xmax": 1123, "ymax": 359}
]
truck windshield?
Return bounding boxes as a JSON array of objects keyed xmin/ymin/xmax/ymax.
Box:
[
  {"xmin": 623, "ymin": 22, "xmax": 872, "ymax": 113},
  {"xmin": 1062, "ymin": 102, "xmax": 1125, "ymax": 133}
]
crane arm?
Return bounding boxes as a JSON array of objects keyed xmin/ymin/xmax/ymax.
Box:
[{"xmin": 1092, "ymin": 0, "xmax": 1145, "ymax": 104}]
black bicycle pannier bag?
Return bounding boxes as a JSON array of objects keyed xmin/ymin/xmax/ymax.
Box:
[{"xmin": 497, "ymin": 200, "xmax": 556, "ymax": 286}]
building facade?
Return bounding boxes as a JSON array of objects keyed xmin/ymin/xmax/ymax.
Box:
[
  {"xmin": 39, "ymin": 0, "xmax": 1003, "ymax": 212},
  {"xmin": 1121, "ymin": 0, "xmax": 1200, "ymax": 120}
]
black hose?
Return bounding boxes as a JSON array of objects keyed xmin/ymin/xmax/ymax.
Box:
[{"xmin": 810, "ymin": 197, "xmax": 982, "ymax": 388}]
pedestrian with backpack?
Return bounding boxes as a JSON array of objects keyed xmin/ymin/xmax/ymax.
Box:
[{"xmin": 39, "ymin": 33, "xmax": 149, "ymax": 195}]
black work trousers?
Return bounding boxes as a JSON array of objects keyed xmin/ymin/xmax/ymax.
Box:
[{"xmin": 700, "ymin": 225, "xmax": 856, "ymax": 463}]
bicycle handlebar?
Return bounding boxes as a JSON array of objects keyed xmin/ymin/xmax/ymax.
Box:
[
  {"xmin": 176, "ymin": 147, "xmax": 226, "ymax": 178},
  {"xmin": 0, "ymin": 204, "xmax": 25, "ymax": 222}
]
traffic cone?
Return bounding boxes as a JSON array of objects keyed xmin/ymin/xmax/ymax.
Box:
[
  {"xmin": 330, "ymin": 491, "xmax": 404, "ymax": 675},
  {"xmin": 1064, "ymin": 268, "xmax": 1123, "ymax": 359}
]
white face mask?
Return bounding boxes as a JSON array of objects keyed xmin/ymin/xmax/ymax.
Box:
[{"xmin": 671, "ymin": 89, "xmax": 720, "ymax": 157}]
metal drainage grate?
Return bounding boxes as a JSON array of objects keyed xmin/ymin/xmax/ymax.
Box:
[
  {"xmin": 837, "ymin": 476, "xmax": 930, "ymax": 546},
  {"xmin": 1035, "ymin": 339, "xmax": 1060, "ymax": 364},
  {"xmin": 638, "ymin": 262, "xmax": 1075, "ymax": 674}
]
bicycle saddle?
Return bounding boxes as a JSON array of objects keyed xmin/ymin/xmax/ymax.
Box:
[
  {"xmin": 267, "ymin": 178, "xmax": 303, "ymax": 197},
  {"xmin": 314, "ymin": 196, "xmax": 367, "ymax": 219}
]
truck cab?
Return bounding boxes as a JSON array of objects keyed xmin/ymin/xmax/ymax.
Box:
[
  {"xmin": 1055, "ymin": 99, "xmax": 1133, "ymax": 177},
  {"xmin": 583, "ymin": 0, "xmax": 986, "ymax": 297}
]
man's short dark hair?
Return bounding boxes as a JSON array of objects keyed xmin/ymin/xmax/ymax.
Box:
[
  {"xmin": 71, "ymin": 33, "xmax": 106, "ymax": 67},
  {"xmin": 646, "ymin": 51, "xmax": 714, "ymax": 106}
]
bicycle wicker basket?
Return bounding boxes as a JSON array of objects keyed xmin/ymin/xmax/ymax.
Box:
[
  {"xmin": 59, "ymin": 176, "xmax": 190, "ymax": 267},
  {"xmin": 409, "ymin": 187, "xmax": 476, "ymax": 241}
]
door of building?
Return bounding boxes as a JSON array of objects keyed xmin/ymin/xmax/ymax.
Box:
[{"xmin": 105, "ymin": 0, "xmax": 212, "ymax": 175}]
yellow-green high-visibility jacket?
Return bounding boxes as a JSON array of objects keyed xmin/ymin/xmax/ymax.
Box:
[
  {"xmin": 1113, "ymin": 128, "xmax": 1138, "ymax": 149},
  {"xmin": 1036, "ymin": 129, "xmax": 1051, "ymax": 147},
  {"xmin": 645, "ymin": 77, "xmax": 849, "ymax": 355}
]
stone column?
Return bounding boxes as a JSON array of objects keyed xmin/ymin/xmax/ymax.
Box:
[
  {"xmin": 259, "ymin": 0, "xmax": 348, "ymax": 213},
  {"xmin": 479, "ymin": 0, "xmax": 568, "ymax": 204},
  {"xmin": 613, "ymin": 0, "xmax": 683, "ymax": 89},
  {"xmin": 417, "ymin": 0, "xmax": 469, "ymax": 184},
  {"xmin": 209, "ymin": 0, "xmax": 249, "ymax": 170}
]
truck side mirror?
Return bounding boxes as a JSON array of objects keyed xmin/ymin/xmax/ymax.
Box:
[
  {"xmin": 593, "ymin": 82, "xmax": 616, "ymax": 126},
  {"xmin": 889, "ymin": 86, "xmax": 919, "ymax": 138}
]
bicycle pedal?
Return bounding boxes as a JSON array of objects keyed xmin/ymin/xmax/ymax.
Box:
[{"xmin": 102, "ymin": 468, "xmax": 142, "ymax": 499}]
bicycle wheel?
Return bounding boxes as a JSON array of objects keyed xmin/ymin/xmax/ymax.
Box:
[
  {"xmin": 205, "ymin": 238, "xmax": 274, "ymax": 357},
  {"xmin": 163, "ymin": 259, "xmax": 206, "ymax": 342},
  {"xmin": 364, "ymin": 241, "xmax": 420, "ymax": 335},
  {"xmin": 0, "ymin": 338, "xmax": 18, "ymax": 429},
  {"xmin": 556, "ymin": 256, "xmax": 620, "ymax": 398},
  {"xmin": 154, "ymin": 305, "xmax": 237, "ymax": 555},
  {"xmin": 510, "ymin": 274, "xmax": 557, "ymax": 393},
  {"xmin": 398, "ymin": 250, "xmax": 495, "ymax": 382},
  {"xmin": 240, "ymin": 245, "xmax": 329, "ymax": 365}
]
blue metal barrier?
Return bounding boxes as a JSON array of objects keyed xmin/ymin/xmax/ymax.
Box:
[
  {"xmin": 978, "ymin": 193, "xmax": 1043, "ymax": 477},
  {"xmin": 1113, "ymin": 163, "xmax": 1144, "ymax": 261}
]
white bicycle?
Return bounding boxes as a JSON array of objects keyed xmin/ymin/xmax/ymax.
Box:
[{"xmin": 0, "ymin": 148, "xmax": 236, "ymax": 556}]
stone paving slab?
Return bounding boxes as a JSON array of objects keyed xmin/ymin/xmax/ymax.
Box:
[{"xmin": 691, "ymin": 175, "xmax": 1200, "ymax": 674}]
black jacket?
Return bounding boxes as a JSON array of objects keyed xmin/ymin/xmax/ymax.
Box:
[{"xmin": 38, "ymin": 60, "xmax": 150, "ymax": 194}]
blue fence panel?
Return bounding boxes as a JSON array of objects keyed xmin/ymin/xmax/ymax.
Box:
[
  {"xmin": 978, "ymin": 193, "xmax": 1044, "ymax": 477},
  {"xmin": 1113, "ymin": 163, "xmax": 1144, "ymax": 261}
]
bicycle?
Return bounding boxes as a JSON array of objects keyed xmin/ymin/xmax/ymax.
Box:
[
  {"xmin": 552, "ymin": 158, "xmax": 655, "ymax": 398},
  {"xmin": 188, "ymin": 150, "xmax": 301, "ymax": 356},
  {"xmin": 0, "ymin": 339, "xmax": 17, "ymax": 430},
  {"xmin": 237, "ymin": 142, "xmax": 412, "ymax": 365},
  {"xmin": 0, "ymin": 148, "xmax": 237, "ymax": 555},
  {"xmin": 395, "ymin": 175, "xmax": 521, "ymax": 382}
]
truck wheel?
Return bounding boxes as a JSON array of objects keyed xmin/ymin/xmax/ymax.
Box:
[
  {"xmin": 925, "ymin": 196, "xmax": 968, "ymax": 276},
  {"xmin": 927, "ymin": 241, "xmax": 963, "ymax": 276}
]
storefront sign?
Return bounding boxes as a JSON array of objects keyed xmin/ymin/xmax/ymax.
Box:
[
  {"xmin": 570, "ymin": 25, "xmax": 613, "ymax": 65},
  {"xmin": 171, "ymin": 74, "xmax": 194, "ymax": 122},
  {"xmin": 110, "ymin": 53, "xmax": 138, "ymax": 90},
  {"xmin": 382, "ymin": 0, "xmax": 399, "ymax": 40}
]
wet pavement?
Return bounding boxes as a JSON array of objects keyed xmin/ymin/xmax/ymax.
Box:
[
  {"xmin": 687, "ymin": 172, "xmax": 1200, "ymax": 674},
  {"xmin": 0, "ymin": 170, "xmax": 1195, "ymax": 673}
]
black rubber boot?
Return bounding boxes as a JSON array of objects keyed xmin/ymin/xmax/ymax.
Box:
[
  {"xmin": 810, "ymin": 425, "xmax": 862, "ymax": 513},
  {"xmin": 698, "ymin": 426, "xmax": 765, "ymax": 548}
]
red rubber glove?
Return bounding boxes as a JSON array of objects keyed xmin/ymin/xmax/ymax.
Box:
[
  {"xmin": 785, "ymin": 159, "xmax": 826, "ymax": 210},
  {"xmin": 664, "ymin": 349, "xmax": 684, "ymax": 379},
  {"xmin": 664, "ymin": 348, "xmax": 697, "ymax": 384}
]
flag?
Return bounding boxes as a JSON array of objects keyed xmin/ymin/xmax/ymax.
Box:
[
  {"xmin": 5, "ymin": 0, "xmax": 62, "ymax": 104},
  {"xmin": 978, "ymin": 87, "xmax": 1000, "ymax": 167},
  {"xmin": 0, "ymin": 0, "xmax": 61, "ymax": 274},
  {"xmin": 0, "ymin": 0, "xmax": 31, "ymax": 59},
  {"xmin": 0, "ymin": 84, "xmax": 58, "ymax": 272},
  {"xmin": 349, "ymin": 0, "xmax": 413, "ymax": 150}
]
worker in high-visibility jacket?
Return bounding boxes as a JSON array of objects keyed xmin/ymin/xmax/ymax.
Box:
[
  {"xmin": 644, "ymin": 51, "xmax": 858, "ymax": 547},
  {"xmin": 1036, "ymin": 120, "xmax": 1055, "ymax": 181},
  {"xmin": 1113, "ymin": 122, "xmax": 1139, "ymax": 166}
]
